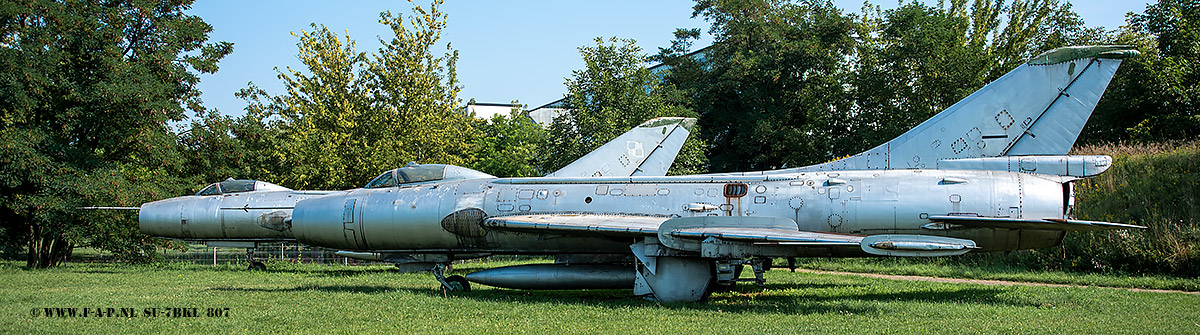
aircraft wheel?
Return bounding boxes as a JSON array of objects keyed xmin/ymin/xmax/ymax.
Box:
[
  {"xmin": 248, "ymin": 261, "xmax": 266, "ymax": 271},
  {"xmin": 442, "ymin": 275, "xmax": 470, "ymax": 292}
]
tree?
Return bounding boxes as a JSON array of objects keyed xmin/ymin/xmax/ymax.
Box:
[
  {"xmin": 470, "ymin": 104, "xmax": 547, "ymax": 177},
  {"xmin": 660, "ymin": 0, "xmax": 1101, "ymax": 170},
  {"xmin": 176, "ymin": 109, "xmax": 282, "ymax": 184},
  {"xmin": 543, "ymin": 37, "xmax": 707, "ymax": 175},
  {"xmin": 1083, "ymin": 0, "xmax": 1200, "ymax": 143},
  {"xmin": 0, "ymin": 0, "xmax": 231, "ymax": 267},
  {"xmin": 239, "ymin": 0, "xmax": 475, "ymax": 190},
  {"xmin": 660, "ymin": 0, "xmax": 856, "ymax": 172},
  {"xmin": 848, "ymin": 0, "xmax": 1100, "ymax": 154}
]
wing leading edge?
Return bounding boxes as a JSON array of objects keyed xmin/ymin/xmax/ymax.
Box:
[
  {"xmin": 927, "ymin": 215, "xmax": 1145, "ymax": 231},
  {"xmin": 484, "ymin": 214, "xmax": 978, "ymax": 257}
]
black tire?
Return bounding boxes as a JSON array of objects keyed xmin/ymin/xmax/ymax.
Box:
[
  {"xmin": 248, "ymin": 261, "xmax": 266, "ymax": 271},
  {"xmin": 443, "ymin": 275, "xmax": 470, "ymax": 292}
]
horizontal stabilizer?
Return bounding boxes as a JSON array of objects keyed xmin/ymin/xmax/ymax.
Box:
[{"xmin": 928, "ymin": 215, "xmax": 1145, "ymax": 231}]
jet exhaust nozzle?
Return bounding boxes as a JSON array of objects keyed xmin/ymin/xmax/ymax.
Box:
[{"xmin": 465, "ymin": 264, "xmax": 634, "ymax": 290}]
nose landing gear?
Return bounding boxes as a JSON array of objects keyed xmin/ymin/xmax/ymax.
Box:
[{"xmin": 433, "ymin": 263, "xmax": 470, "ymax": 292}]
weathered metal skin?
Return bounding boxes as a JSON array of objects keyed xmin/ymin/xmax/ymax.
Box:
[
  {"xmin": 137, "ymin": 118, "xmax": 698, "ymax": 245},
  {"xmin": 464, "ymin": 264, "xmax": 635, "ymax": 290},
  {"xmin": 291, "ymin": 169, "xmax": 1067, "ymax": 253},
  {"xmin": 137, "ymin": 46, "xmax": 1143, "ymax": 302},
  {"xmin": 139, "ymin": 187, "xmax": 332, "ymax": 240}
]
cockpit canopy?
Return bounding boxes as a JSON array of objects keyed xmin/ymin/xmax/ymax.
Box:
[
  {"xmin": 364, "ymin": 164, "xmax": 495, "ymax": 189},
  {"xmin": 196, "ymin": 180, "xmax": 291, "ymax": 196}
]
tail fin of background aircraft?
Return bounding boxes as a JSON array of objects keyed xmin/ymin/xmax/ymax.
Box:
[
  {"xmin": 548, "ymin": 117, "xmax": 696, "ymax": 177},
  {"xmin": 796, "ymin": 45, "xmax": 1139, "ymax": 173}
]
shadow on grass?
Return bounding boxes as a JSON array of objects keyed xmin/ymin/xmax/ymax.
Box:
[
  {"xmin": 171, "ymin": 262, "xmax": 1035, "ymax": 313},
  {"xmin": 263, "ymin": 268, "xmax": 403, "ymax": 278},
  {"xmin": 70, "ymin": 269, "xmax": 122, "ymax": 274},
  {"xmin": 209, "ymin": 285, "xmax": 399, "ymax": 294},
  {"xmin": 205, "ymin": 279, "xmax": 1024, "ymax": 315},
  {"xmin": 436, "ymin": 284, "xmax": 1022, "ymax": 314}
]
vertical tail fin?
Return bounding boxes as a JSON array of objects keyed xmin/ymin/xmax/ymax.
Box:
[
  {"xmin": 548, "ymin": 117, "xmax": 696, "ymax": 177},
  {"xmin": 799, "ymin": 45, "xmax": 1138, "ymax": 172}
]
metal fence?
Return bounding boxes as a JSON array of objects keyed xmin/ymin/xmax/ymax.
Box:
[
  {"xmin": 73, "ymin": 243, "xmax": 539, "ymax": 266},
  {"xmin": 156, "ymin": 243, "xmax": 377, "ymax": 266}
]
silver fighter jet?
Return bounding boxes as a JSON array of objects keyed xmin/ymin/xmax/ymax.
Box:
[
  {"xmin": 138, "ymin": 117, "xmax": 698, "ymax": 269},
  {"xmin": 139, "ymin": 45, "xmax": 1143, "ymax": 302}
]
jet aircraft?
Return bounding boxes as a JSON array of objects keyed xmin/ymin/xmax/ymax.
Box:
[
  {"xmin": 138, "ymin": 116, "xmax": 698, "ymax": 269},
  {"xmin": 139, "ymin": 45, "xmax": 1143, "ymax": 302}
]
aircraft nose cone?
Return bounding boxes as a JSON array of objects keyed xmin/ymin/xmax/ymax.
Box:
[{"xmin": 139, "ymin": 198, "xmax": 185, "ymax": 238}]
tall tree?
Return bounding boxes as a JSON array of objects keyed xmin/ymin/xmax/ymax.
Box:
[
  {"xmin": 1083, "ymin": 0, "xmax": 1200, "ymax": 143},
  {"xmin": 848, "ymin": 0, "xmax": 1100, "ymax": 155},
  {"xmin": 175, "ymin": 109, "xmax": 282, "ymax": 184},
  {"xmin": 0, "ymin": 0, "xmax": 231, "ymax": 267},
  {"xmin": 544, "ymin": 37, "xmax": 707, "ymax": 175},
  {"xmin": 661, "ymin": 0, "xmax": 1100, "ymax": 170},
  {"xmin": 239, "ymin": 0, "xmax": 475, "ymax": 190},
  {"xmin": 661, "ymin": 0, "xmax": 857, "ymax": 172},
  {"xmin": 471, "ymin": 104, "xmax": 547, "ymax": 178}
]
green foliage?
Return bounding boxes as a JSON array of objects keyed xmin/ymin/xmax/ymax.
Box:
[
  {"xmin": 470, "ymin": 106, "xmax": 547, "ymax": 177},
  {"xmin": 660, "ymin": 0, "xmax": 1101, "ymax": 171},
  {"xmin": 237, "ymin": 0, "xmax": 476, "ymax": 190},
  {"xmin": 0, "ymin": 0, "xmax": 230, "ymax": 266},
  {"xmin": 544, "ymin": 37, "xmax": 707, "ymax": 175},
  {"xmin": 1084, "ymin": 0, "xmax": 1200, "ymax": 143},
  {"xmin": 1050, "ymin": 142, "xmax": 1199, "ymax": 276},
  {"xmin": 175, "ymin": 110, "xmax": 280, "ymax": 184},
  {"xmin": 845, "ymin": 0, "xmax": 1101, "ymax": 155},
  {"xmin": 663, "ymin": 0, "xmax": 857, "ymax": 171}
]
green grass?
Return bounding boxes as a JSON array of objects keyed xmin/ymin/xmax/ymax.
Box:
[
  {"xmin": 3, "ymin": 260, "xmax": 1199, "ymax": 334},
  {"xmin": 1060, "ymin": 141, "xmax": 1200, "ymax": 276},
  {"xmin": 790, "ymin": 257, "xmax": 1200, "ymax": 292}
]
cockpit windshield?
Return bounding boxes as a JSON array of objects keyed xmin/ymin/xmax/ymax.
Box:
[
  {"xmin": 397, "ymin": 165, "xmax": 446, "ymax": 184},
  {"xmin": 364, "ymin": 165, "xmax": 447, "ymax": 188},
  {"xmin": 363, "ymin": 164, "xmax": 495, "ymax": 189},
  {"xmin": 365, "ymin": 171, "xmax": 397, "ymax": 188},
  {"xmin": 195, "ymin": 180, "xmax": 290, "ymax": 195},
  {"xmin": 219, "ymin": 180, "xmax": 256, "ymax": 193},
  {"xmin": 198, "ymin": 184, "xmax": 220, "ymax": 196}
]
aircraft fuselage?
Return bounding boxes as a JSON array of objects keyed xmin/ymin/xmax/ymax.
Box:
[{"xmin": 289, "ymin": 169, "xmax": 1068, "ymax": 255}]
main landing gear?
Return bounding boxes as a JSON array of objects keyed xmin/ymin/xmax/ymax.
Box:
[
  {"xmin": 712, "ymin": 258, "xmax": 770, "ymax": 292},
  {"xmin": 433, "ymin": 263, "xmax": 470, "ymax": 292}
]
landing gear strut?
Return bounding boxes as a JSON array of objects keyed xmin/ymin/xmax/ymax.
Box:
[
  {"xmin": 712, "ymin": 258, "xmax": 771, "ymax": 290},
  {"xmin": 246, "ymin": 248, "xmax": 266, "ymax": 270},
  {"xmin": 433, "ymin": 263, "xmax": 469, "ymax": 292}
]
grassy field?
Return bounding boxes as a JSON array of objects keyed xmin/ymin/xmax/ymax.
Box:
[
  {"xmin": 790, "ymin": 257, "xmax": 1200, "ymax": 292},
  {"xmin": 3, "ymin": 260, "xmax": 1199, "ymax": 334}
]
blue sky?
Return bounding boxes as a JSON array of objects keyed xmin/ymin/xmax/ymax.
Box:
[{"xmin": 189, "ymin": 0, "xmax": 1151, "ymax": 117}]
